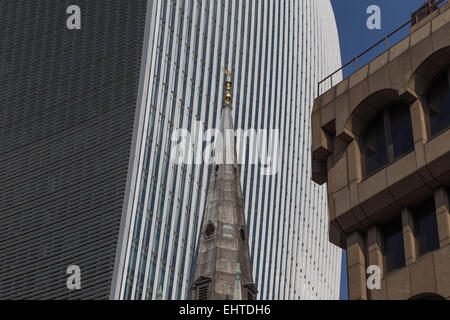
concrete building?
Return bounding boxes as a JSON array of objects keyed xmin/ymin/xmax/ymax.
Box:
[
  {"xmin": 0, "ymin": 0, "xmax": 342, "ymax": 300},
  {"xmin": 311, "ymin": 1, "xmax": 450, "ymax": 300}
]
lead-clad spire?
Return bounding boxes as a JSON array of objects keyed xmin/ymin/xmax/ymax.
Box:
[{"xmin": 190, "ymin": 70, "xmax": 257, "ymax": 300}]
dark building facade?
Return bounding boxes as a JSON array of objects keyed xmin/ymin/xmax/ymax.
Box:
[{"xmin": 0, "ymin": 0, "xmax": 148, "ymax": 299}]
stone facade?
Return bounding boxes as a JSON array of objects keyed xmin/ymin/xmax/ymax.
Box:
[{"xmin": 311, "ymin": 2, "xmax": 450, "ymax": 300}]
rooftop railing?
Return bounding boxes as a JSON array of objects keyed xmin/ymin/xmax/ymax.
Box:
[{"xmin": 317, "ymin": 0, "xmax": 447, "ymax": 96}]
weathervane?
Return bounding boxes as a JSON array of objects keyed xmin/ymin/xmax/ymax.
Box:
[{"xmin": 220, "ymin": 67, "xmax": 233, "ymax": 80}]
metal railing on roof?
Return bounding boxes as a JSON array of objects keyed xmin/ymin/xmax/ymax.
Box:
[{"xmin": 317, "ymin": 0, "xmax": 447, "ymax": 96}]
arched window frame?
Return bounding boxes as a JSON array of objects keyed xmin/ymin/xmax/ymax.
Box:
[
  {"xmin": 409, "ymin": 293, "xmax": 446, "ymax": 300},
  {"xmin": 424, "ymin": 66, "xmax": 450, "ymax": 138},
  {"xmin": 361, "ymin": 101, "xmax": 415, "ymax": 177}
]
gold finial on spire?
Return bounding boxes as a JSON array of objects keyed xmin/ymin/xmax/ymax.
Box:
[{"xmin": 221, "ymin": 68, "xmax": 233, "ymax": 103}]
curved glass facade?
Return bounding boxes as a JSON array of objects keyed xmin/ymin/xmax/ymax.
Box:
[{"xmin": 115, "ymin": 0, "xmax": 342, "ymax": 300}]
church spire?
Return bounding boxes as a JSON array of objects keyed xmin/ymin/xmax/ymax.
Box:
[{"xmin": 191, "ymin": 69, "xmax": 257, "ymax": 300}]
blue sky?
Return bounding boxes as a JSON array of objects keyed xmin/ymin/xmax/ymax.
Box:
[{"xmin": 329, "ymin": 0, "xmax": 433, "ymax": 300}]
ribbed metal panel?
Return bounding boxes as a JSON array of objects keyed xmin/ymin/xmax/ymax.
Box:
[
  {"xmin": 0, "ymin": 0, "xmax": 148, "ymax": 299},
  {"xmin": 117, "ymin": 0, "xmax": 342, "ymax": 300}
]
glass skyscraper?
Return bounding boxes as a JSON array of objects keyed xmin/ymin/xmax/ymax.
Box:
[
  {"xmin": 115, "ymin": 0, "xmax": 343, "ymax": 300},
  {"xmin": 0, "ymin": 0, "xmax": 342, "ymax": 300}
]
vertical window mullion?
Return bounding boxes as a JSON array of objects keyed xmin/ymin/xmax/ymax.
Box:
[{"xmin": 384, "ymin": 109, "xmax": 394, "ymax": 163}]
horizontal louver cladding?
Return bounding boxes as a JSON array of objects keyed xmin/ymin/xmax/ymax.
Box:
[{"xmin": 0, "ymin": 0, "xmax": 147, "ymax": 299}]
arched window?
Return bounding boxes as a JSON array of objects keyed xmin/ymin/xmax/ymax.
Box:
[
  {"xmin": 426, "ymin": 67, "xmax": 450, "ymax": 137},
  {"xmin": 363, "ymin": 102, "xmax": 414, "ymax": 176},
  {"xmin": 409, "ymin": 293, "xmax": 446, "ymax": 300}
]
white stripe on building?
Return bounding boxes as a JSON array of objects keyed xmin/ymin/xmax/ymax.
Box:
[{"xmin": 114, "ymin": 0, "xmax": 343, "ymax": 300}]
